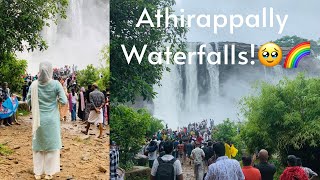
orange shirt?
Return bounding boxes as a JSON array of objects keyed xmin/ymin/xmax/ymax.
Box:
[{"xmin": 242, "ymin": 166, "xmax": 261, "ymax": 180}]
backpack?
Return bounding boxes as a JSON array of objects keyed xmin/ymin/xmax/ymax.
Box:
[
  {"xmin": 156, "ymin": 157, "xmax": 176, "ymax": 180},
  {"xmin": 147, "ymin": 141, "xmax": 158, "ymax": 153}
]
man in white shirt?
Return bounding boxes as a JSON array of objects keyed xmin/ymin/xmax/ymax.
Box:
[
  {"xmin": 205, "ymin": 142, "xmax": 244, "ymax": 180},
  {"xmin": 147, "ymin": 138, "xmax": 158, "ymax": 168},
  {"xmin": 151, "ymin": 141, "xmax": 183, "ymax": 180},
  {"xmin": 191, "ymin": 141, "xmax": 205, "ymax": 180}
]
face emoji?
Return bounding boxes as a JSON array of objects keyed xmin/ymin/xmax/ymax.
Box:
[{"xmin": 258, "ymin": 42, "xmax": 283, "ymax": 67}]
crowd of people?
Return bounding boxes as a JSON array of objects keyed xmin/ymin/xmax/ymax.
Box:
[
  {"xmin": 20, "ymin": 65, "xmax": 110, "ymax": 130},
  {"xmin": 29, "ymin": 62, "xmax": 110, "ymax": 179},
  {"xmin": 2, "ymin": 62, "xmax": 110, "ymax": 179},
  {"xmin": 109, "ymin": 118, "xmax": 319, "ymax": 180}
]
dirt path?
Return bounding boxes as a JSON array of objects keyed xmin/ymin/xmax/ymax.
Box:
[
  {"xmin": 182, "ymin": 159, "xmax": 208, "ymax": 180},
  {"xmin": 183, "ymin": 163, "xmax": 195, "ymax": 179},
  {"xmin": 0, "ymin": 116, "xmax": 109, "ymax": 180}
]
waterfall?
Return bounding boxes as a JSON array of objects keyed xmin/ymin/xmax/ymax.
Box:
[
  {"xmin": 153, "ymin": 42, "xmax": 223, "ymax": 129},
  {"xmin": 70, "ymin": 0, "xmax": 83, "ymax": 39},
  {"xmin": 41, "ymin": 19, "xmax": 57, "ymax": 47},
  {"xmin": 151, "ymin": 41, "xmax": 320, "ymax": 128},
  {"xmin": 205, "ymin": 43, "xmax": 219, "ymax": 99},
  {"xmin": 153, "ymin": 64, "xmax": 183, "ymax": 129},
  {"xmin": 17, "ymin": 0, "xmax": 108, "ymax": 75},
  {"xmin": 184, "ymin": 43, "xmax": 200, "ymax": 112}
]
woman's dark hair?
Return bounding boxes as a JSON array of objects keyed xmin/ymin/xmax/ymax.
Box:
[
  {"xmin": 163, "ymin": 141, "xmax": 174, "ymax": 154},
  {"xmin": 71, "ymin": 89, "xmax": 75, "ymax": 96},
  {"xmin": 213, "ymin": 142, "xmax": 225, "ymax": 157},
  {"xmin": 296, "ymin": 157, "xmax": 302, "ymax": 166},
  {"xmin": 287, "ymin": 155, "xmax": 297, "ymax": 166},
  {"xmin": 242, "ymin": 155, "xmax": 252, "ymax": 166}
]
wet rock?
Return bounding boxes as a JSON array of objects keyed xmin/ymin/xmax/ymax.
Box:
[
  {"xmin": 81, "ymin": 153, "xmax": 90, "ymax": 161},
  {"xmin": 27, "ymin": 168, "xmax": 33, "ymax": 174},
  {"xmin": 98, "ymin": 166, "xmax": 107, "ymax": 173},
  {"xmin": 66, "ymin": 176, "xmax": 74, "ymax": 180}
]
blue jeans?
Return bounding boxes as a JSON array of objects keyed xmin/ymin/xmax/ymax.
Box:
[{"xmin": 71, "ymin": 103, "xmax": 76, "ymax": 121}]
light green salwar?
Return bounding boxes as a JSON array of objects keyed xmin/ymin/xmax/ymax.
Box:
[{"xmin": 27, "ymin": 80, "xmax": 67, "ymax": 151}]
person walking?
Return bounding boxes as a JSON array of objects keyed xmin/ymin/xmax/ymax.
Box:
[
  {"xmin": 110, "ymin": 141, "xmax": 120, "ymax": 180},
  {"xmin": 242, "ymin": 155, "xmax": 261, "ymax": 180},
  {"xmin": 150, "ymin": 141, "xmax": 183, "ymax": 180},
  {"xmin": 191, "ymin": 141, "xmax": 205, "ymax": 180},
  {"xmin": 252, "ymin": 149, "xmax": 276, "ymax": 180},
  {"xmin": 146, "ymin": 138, "xmax": 158, "ymax": 168},
  {"xmin": 70, "ymin": 89, "xmax": 77, "ymax": 121},
  {"xmin": 177, "ymin": 140, "xmax": 185, "ymax": 165},
  {"xmin": 280, "ymin": 155, "xmax": 308, "ymax": 180},
  {"xmin": 205, "ymin": 142, "xmax": 244, "ymax": 180},
  {"xmin": 77, "ymin": 87, "xmax": 86, "ymax": 121},
  {"xmin": 83, "ymin": 84, "xmax": 93, "ymax": 123},
  {"xmin": 58, "ymin": 77, "xmax": 69, "ymax": 121},
  {"xmin": 27, "ymin": 62, "xmax": 67, "ymax": 180},
  {"xmin": 81, "ymin": 84, "xmax": 105, "ymax": 138}
]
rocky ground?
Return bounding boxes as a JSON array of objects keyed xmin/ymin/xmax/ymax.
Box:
[
  {"xmin": 181, "ymin": 159, "xmax": 207, "ymax": 180},
  {"xmin": 183, "ymin": 164, "xmax": 196, "ymax": 180},
  {"xmin": 0, "ymin": 115, "xmax": 110, "ymax": 180}
]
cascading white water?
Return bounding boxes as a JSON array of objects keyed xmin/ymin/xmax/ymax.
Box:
[
  {"xmin": 153, "ymin": 42, "xmax": 225, "ymax": 129},
  {"xmin": 41, "ymin": 19, "xmax": 57, "ymax": 47},
  {"xmin": 152, "ymin": 42, "xmax": 320, "ymax": 129},
  {"xmin": 184, "ymin": 42, "xmax": 200, "ymax": 113},
  {"xmin": 70, "ymin": 0, "xmax": 83, "ymax": 39},
  {"xmin": 152, "ymin": 42, "xmax": 253, "ymax": 129},
  {"xmin": 273, "ymin": 65, "xmax": 285, "ymax": 81},
  {"xmin": 153, "ymin": 64, "xmax": 183, "ymax": 129},
  {"xmin": 205, "ymin": 43, "xmax": 219, "ymax": 98},
  {"xmin": 17, "ymin": 0, "xmax": 108, "ymax": 75}
]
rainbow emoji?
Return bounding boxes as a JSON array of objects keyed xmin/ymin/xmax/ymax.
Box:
[{"xmin": 283, "ymin": 42, "xmax": 311, "ymax": 68}]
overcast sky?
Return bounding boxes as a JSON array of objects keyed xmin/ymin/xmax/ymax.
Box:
[{"xmin": 174, "ymin": 0, "xmax": 320, "ymax": 45}]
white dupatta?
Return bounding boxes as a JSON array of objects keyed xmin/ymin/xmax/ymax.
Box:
[
  {"xmin": 31, "ymin": 61, "xmax": 54, "ymax": 139},
  {"xmin": 31, "ymin": 80, "xmax": 40, "ymax": 140}
]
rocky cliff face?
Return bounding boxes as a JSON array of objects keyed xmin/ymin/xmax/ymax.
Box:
[{"xmin": 192, "ymin": 42, "xmax": 320, "ymax": 97}]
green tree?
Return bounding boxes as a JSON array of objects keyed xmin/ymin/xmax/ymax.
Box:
[
  {"xmin": 212, "ymin": 118, "xmax": 237, "ymax": 143},
  {"xmin": 110, "ymin": 0, "xmax": 188, "ymax": 103},
  {"xmin": 110, "ymin": 105, "xmax": 160, "ymax": 169},
  {"xmin": 146, "ymin": 118, "xmax": 164, "ymax": 138},
  {"xmin": 273, "ymin": 35, "xmax": 320, "ymax": 56},
  {"xmin": 211, "ymin": 119, "xmax": 244, "ymax": 160},
  {"xmin": 97, "ymin": 45, "xmax": 110, "ymax": 90},
  {"xmin": 241, "ymin": 74, "xmax": 320, "ymax": 172},
  {"xmin": 0, "ymin": 53, "xmax": 27, "ymax": 93},
  {"xmin": 77, "ymin": 64, "xmax": 99, "ymax": 88},
  {"xmin": 0, "ymin": 0, "xmax": 68, "ymax": 54}
]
